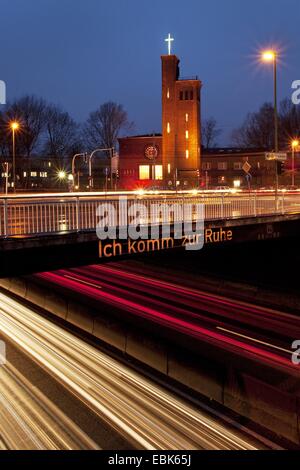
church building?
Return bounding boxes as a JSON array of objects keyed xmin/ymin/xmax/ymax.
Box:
[
  {"xmin": 117, "ymin": 38, "xmax": 286, "ymax": 191},
  {"xmin": 118, "ymin": 36, "xmax": 202, "ymax": 189}
]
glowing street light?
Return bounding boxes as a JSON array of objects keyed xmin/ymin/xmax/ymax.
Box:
[
  {"xmin": 262, "ymin": 50, "xmax": 276, "ymax": 62},
  {"xmin": 57, "ymin": 170, "xmax": 67, "ymax": 180},
  {"xmin": 291, "ymin": 139, "xmax": 299, "ymax": 187},
  {"xmin": 10, "ymin": 121, "xmax": 20, "ymax": 192},
  {"xmin": 261, "ymin": 49, "xmax": 279, "ymax": 193},
  {"xmin": 10, "ymin": 121, "xmax": 19, "ymax": 131}
]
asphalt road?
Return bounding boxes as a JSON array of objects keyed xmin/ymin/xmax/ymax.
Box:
[
  {"xmin": 0, "ymin": 291, "xmax": 269, "ymax": 450},
  {"xmin": 38, "ymin": 263, "xmax": 300, "ymax": 377}
]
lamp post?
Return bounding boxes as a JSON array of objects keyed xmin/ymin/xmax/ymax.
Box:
[
  {"xmin": 261, "ymin": 50, "xmax": 279, "ymax": 192},
  {"xmin": 71, "ymin": 153, "xmax": 88, "ymax": 191},
  {"xmin": 292, "ymin": 139, "xmax": 299, "ymax": 187},
  {"xmin": 88, "ymin": 148, "xmax": 114, "ymax": 190},
  {"xmin": 10, "ymin": 121, "xmax": 20, "ymax": 192}
]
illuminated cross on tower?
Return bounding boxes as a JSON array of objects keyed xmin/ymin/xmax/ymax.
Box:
[{"xmin": 165, "ymin": 33, "xmax": 174, "ymax": 55}]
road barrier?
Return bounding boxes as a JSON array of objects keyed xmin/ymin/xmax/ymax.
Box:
[{"xmin": 0, "ymin": 191, "xmax": 298, "ymax": 238}]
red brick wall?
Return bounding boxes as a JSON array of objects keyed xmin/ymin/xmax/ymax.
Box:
[{"xmin": 118, "ymin": 136, "xmax": 162, "ymax": 189}]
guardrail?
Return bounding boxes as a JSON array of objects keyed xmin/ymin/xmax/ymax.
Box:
[{"xmin": 0, "ymin": 192, "xmax": 298, "ymax": 238}]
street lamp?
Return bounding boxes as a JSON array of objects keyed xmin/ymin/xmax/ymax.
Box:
[
  {"xmin": 88, "ymin": 148, "xmax": 114, "ymax": 190},
  {"xmin": 10, "ymin": 121, "xmax": 20, "ymax": 192},
  {"xmin": 71, "ymin": 152, "xmax": 88, "ymax": 191},
  {"xmin": 57, "ymin": 170, "xmax": 66, "ymax": 180},
  {"xmin": 291, "ymin": 139, "xmax": 299, "ymax": 187},
  {"xmin": 261, "ymin": 50, "xmax": 279, "ymax": 192}
]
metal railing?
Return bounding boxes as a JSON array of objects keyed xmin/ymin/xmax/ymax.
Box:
[{"xmin": 0, "ymin": 192, "xmax": 298, "ymax": 239}]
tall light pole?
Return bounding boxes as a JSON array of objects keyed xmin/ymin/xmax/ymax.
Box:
[
  {"xmin": 71, "ymin": 152, "xmax": 88, "ymax": 191},
  {"xmin": 88, "ymin": 148, "xmax": 114, "ymax": 190},
  {"xmin": 292, "ymin": 139, "xmax": 299, "ymax": 187},
  {"xmin": 10, "ymin": 121, "xmax": 20, "ymax": 192},
  {"xmin": 261, "ymin": 50, "xmax": 279, "ymax": 191}
]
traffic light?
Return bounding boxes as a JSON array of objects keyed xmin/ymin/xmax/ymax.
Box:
[{"xmin": 277, "ymin": 161, "xmax": 285, "ymax": 175}]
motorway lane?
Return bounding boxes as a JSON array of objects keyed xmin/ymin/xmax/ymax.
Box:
[
  {"xmin": 37, "ymin": 264, "xmax": 300, "ymax": 376},
  {"xmin": 0, "ymin": 361, "xmax": 99, "ymax": 450},
  {"xmin": 0, "ymin": 291, "xmax": 267, "ymax": 450}
]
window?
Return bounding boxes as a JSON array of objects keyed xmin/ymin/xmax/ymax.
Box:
[
  {"xmin": 30, "ymin": 172, "xmax": 37, "ymax": 177},
  {"xmin": 167, "ymin": 88, "xmax": 170, "ymax": 99},
  {"xmin": 185, "ymin": 130, "xmax": 189, "ymax": 140},
  {"xmin": 48, "ymin": 162, "xmax": 52, "ymax": 168},
  {"xmin": 185, "ymin": 113, "xmax": 189, "ymax": 122},
  {"xmin": 40, "ymin": 172, "xmax": 48, "ymax": 178},
  {"xmin": 167, "ymin": 163, "xmax": 171, "ymax": 174},
  {"xmin": 234, "ymin": 162, "xmax": 243, "ymax": 170},
  {"xmin": 180, "ymin": 91, "xmax": 183, "ymax": 100},
  {"xmin": 186, "ymin": 150, "xmax": 189, "ymax": 160},
  {"xmin": 202, "ymin": 162, "xmax": 212, "ymax": 171},
  {"xmin": 23, "ymin": 172, "xmax": 27, "ymax": 177},
  {"xmin": 154, "ymin": 165, "xmax": 163, "ymax": 180},
  {"xmin": 190, "ymin": 91, "xmax": 194, "ymax": 100},
  {"xmin": 218, "ymin": 162, "xmax": 228, "ymax": 170},
  {"xmin": 139, "ymin": 165, "xmax": 150, "ymax": 180},
  {"xmin": 185, "ymin": 91, "xmax": 189, "ymax": 100},
  {"xmin": 167, "ymin": 122, "xmax": 171, "ymax": 134}
]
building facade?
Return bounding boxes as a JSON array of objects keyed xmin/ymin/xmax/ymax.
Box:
[
  {"xmin": 117, "ymin": 47, "xmax": 300, "ymax": 190},
  {"xmin": 119, "ymin": 51, "xmax": 202, "ymax": 189},
  {"xmin": 161, "ymin": 54, "xmax": 201, "ymax": 183}
]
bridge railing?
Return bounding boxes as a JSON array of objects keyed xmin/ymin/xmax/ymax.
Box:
[{"xmin": 0, "ymin": 192, "xmax": 298, "ymax": 238}]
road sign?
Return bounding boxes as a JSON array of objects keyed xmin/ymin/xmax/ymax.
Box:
[
  {"xmin": 242, "ymin": 161, "xmax": 251, "ymax": 174},
  {"xmin": 265, "ymin": 152, "xmax": 287, "ymax": 161},
  {"xmin": 2, "ymin": 162, "xmax": 11, "ymax": 172}
]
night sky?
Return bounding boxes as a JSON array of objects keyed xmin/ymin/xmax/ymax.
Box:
[{"xmin": 1, "ymin": 0, "xmax": 300, "ymax": 144}]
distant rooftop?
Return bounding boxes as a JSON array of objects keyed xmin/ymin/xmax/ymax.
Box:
[{"xmin": 203, "ymin": 147, "xmax": 266, "ymax": 155}]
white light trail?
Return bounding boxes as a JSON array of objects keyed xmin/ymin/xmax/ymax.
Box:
[{"xmin": 0, "ymin": 292, "xmax": 265, "ymax": 450}]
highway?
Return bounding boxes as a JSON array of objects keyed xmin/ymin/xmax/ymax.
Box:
[
  {"xmin": 0, "ymin": 361, "xmax": 99, "ymax": 450},
  {"xmin": 37, "ymin": 263, "xmax": 300, "ymax": 376},
  {"xmin": 0, "ymin": 291, "xmax": 267, "ymax": 450}
]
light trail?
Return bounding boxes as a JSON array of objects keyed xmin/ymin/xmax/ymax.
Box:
[
  {"xmin": 0, "ymin": 292, "xmax": 265, "ymax": 450},
  {"xmin": 216, "ymin": 327, "xmax": 293, "ymax": 355},
  {"xmin": 38, "ymin": 267, "xmax": 299, "ymax": 375},
  {"xmin": 0, "ymin": 361, "xmax": 99, "ymax": 450}
]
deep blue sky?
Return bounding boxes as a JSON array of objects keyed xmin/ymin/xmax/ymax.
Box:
[{"xmin": 1, "ymin": 0, "xmax": 300, "ymax": 144}]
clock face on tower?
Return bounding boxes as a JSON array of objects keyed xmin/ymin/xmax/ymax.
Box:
[{"xmin": 144, "ymin": 145, "xmax": 159, "ymax": 161}]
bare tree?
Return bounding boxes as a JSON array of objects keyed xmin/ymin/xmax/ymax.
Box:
[
  {"xmin": 232, "ymin": 100, "xmax": 300, "ymax": 149},
  {"xmin": 44, "ymin": 105, "xmax": 82, "ymax": 160},
  {"xmin": 201, "ymin": 117, "xmax": 222, "ymax": 148},
  {"xmin": 0, "ymin": 111, "xmax": 10, "ymax": 157},
  {"xmin": 231, "ymin": 103, "xmax": 275, "ymax": 149},
  {"xmin": 279, "ymin": 98, "xmax": 300, "ymax": 146},
  {"xmin": 84, "ymin": 102, "xmax": 133, "ymax": 150},
  {"xmin": 5, "ymin": 95, "xmax": 48, "ymax": 157}
]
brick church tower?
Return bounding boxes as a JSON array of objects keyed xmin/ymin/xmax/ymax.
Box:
[{"xmin": 161, "ymin": 51, "xmax": 202, "ymax": 185}]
